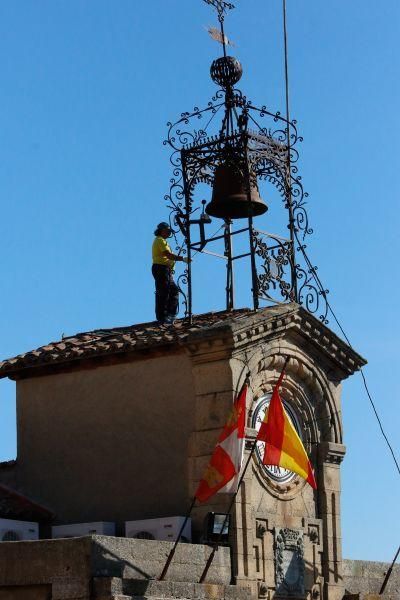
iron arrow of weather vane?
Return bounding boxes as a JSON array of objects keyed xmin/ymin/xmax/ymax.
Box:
[{"xmin": 203, "ymin": 0, "xmax": 235, "ymax": 20}]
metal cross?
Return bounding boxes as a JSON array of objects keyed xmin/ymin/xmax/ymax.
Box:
[{"xmin": 203, "ymin": 0, "xmax": 235, "ymax": 21}]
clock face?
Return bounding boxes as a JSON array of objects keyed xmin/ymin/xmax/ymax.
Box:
[{"xmin": 252, "ymin": 394, "xmax": 301, "ymax": 485}]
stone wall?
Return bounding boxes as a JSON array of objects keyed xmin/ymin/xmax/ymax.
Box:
[
  {"xmin": 0, "ymin": 535, "xmax": 234, "ymax": 599},
  {"xmin": 6, "ymin": 352, "xmax": 195, "ymax": 525},
  {"xmin": 343, "ymin": 559, "xmax": 400, "ymax": 599},
  {"xmin": 0, "ymin": 536, "xmax": 398, "ymax": 600},
  {"xmin": 0, "ymin": 306, "xmax": 367, "ymax": 600}
]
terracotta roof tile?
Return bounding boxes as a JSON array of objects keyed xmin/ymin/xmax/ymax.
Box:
[
  {"xmin": 0, "ymin": 309, "xmax": 252, "ymax": 379},
  {"xmin": 0, "ymin": 305, "xmax": 367, "ymax": 380},
  {"xmin": 0, "ymin": 460, "xmax": 16, "ymax": 470},
  {"xmin": 0, "ymin": 482, "xmax": 53, "ymax": 520}
]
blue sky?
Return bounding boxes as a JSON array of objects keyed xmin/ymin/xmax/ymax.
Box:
[{"xmin": 0, "ymin": 1, "xmax": 399, "ymax": 562}]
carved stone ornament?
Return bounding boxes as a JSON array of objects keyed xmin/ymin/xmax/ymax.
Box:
[
  {"xmin": 275, "ymin": 528, "xmax": 305, "ymax": 597},
  {"xmin": 256, "ymin": 519, "xmax": 268, "ymax": 538},
  {"xmin": 308, "ymin": 525, "xmax": 319, "ymax": 544},
  {"xmin": 258, "ymin": 581, "xmax": 269, "ymax": 599}
]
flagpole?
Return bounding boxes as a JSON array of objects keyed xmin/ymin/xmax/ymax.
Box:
[
  {"xmin": 199, "ymin": 357, "xmax": 290, "ymax": 583},
  {"xmin": 158, "ymin": 496, "xmax": 197, "ymax": 581},
  {"xmin": 379, "ymin": 544, "xmax": 400, "ymax": 595},
  {"xmin": 198, "ymin": 438, "xmax": 256, "ymax": 583}
]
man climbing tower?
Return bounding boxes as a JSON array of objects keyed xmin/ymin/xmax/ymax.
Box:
[{"xmin": 152, "ymin": 222, "xmax": 189, "ymax": 324}]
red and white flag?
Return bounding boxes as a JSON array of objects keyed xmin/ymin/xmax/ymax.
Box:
[{"xmin": 195, "ymin": 385, "xmax": 247, "ymax": 503}]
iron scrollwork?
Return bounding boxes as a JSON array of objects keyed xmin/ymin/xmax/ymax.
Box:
[
  {"xmin": 163, "ymin": 47, "xmax": 328, "ymax": 322},
  {"xmin": 253, "ymin": 230, "xmax": 294, "ymax": 302},
  {"xmin": 176, "ymin": 269, "xmax": 189, "ymax": 318},
  {"xmin": 295, "ymin": 241, "xmax": 329, "ymax": 324},
  {"xmin": 203, "ymin": 0, "xmax": 235, "ymax": 21}
]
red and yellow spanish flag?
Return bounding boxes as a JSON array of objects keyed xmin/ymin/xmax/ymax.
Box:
[
  {"xmin": 195, "ymin": 385, "xmax": 247, "ymax": 503},
  {"xmin": 257, "ymin": 371, "xmax": 317, "ymax": 489}
]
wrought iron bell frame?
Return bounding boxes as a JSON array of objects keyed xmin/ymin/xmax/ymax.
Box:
[{"xmin": 164, "ymin": 7, "xmax": 328, "ymax": 323}]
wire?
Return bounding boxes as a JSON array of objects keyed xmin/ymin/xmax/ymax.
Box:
[
  {"xmin": 327, "ymin": 299, "xmax": 400, "ymax": 476},
  {"xmin": 202, "ymin": 102, "xmax": 224, "ymax": 132},
  {"xmin": 191, "ymin": 223, "xmax": 225, "ymax": 258},
  {"xmin": 296, "ymin": 240, "xmax": 400, "ymax": 476}
]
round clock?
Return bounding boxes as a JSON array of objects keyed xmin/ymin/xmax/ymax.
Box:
[{"xmin": 251, "ymin": 394, "xmax": 302, "ymax": 485}]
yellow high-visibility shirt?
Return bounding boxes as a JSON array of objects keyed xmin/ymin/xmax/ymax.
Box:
[{"xmin": 152, "ymin": 236, "xmax": 174, "ymax": 268}]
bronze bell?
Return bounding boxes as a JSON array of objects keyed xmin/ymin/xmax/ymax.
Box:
[{"xmin": 205, "ymin": 164, "xmax": 268, "ymax": 220}]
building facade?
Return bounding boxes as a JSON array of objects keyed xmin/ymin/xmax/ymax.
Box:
[{"xmin": 0, "ymin": 304, "xmax": 370, "ymax": 599}]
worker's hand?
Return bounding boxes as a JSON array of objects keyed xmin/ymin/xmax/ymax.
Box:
[{"xmin": 182, "ymin": 257, "xmax": 191, "ymax": 264}]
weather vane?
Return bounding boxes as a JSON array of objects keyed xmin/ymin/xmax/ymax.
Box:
[{"xmin": 203, "ymin": 0, "xmax": 236, "ymax": 53}]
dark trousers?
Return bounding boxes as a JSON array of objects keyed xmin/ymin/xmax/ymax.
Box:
[{"xmin": 152, "ymin": 264, "xmax": 179, "ymax": 322}]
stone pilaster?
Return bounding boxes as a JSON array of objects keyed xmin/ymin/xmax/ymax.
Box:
[
  {"xmin": 232, "ymin": 450, "xmax": 258, "ymax": 597},
  {"xmin": 318, "ymin": 441, "xmax": 346, "ymax": 600},
  {"xmin": 186, "ymin": 334, "xmax": 237, "ymax": 537}
]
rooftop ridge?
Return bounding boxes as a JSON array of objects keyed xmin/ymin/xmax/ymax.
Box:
[
  {"xmin": 0, "ymin": 305, "xmax": 365, "ymax": 380},
  {"xmin": 0, "ymin": 308, "xmax": 253, "ymax": 379}
]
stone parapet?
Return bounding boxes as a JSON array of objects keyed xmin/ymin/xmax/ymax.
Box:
[
  {"xmin": 93, "ymin": 578, "xmax": 252, "ymax": 599},
  {"xmin": 343, "ymin": 559, "xmax": 400, "ymax": 599},
  {"xmin": 0, "ymin": 535, "xmax": 236, "ymax": 599}
]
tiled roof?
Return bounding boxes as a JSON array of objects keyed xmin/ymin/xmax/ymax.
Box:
[
  {"xmin": 0, "ymin": 308, "xmax": 253, "ymax": 379},
  {"xmin": 0, "ymin": 304, "xmax": 366, "ymax": 380},
  {"xmin": 0, "ymin": 483, "xmax": 53, "ymax": 521}
]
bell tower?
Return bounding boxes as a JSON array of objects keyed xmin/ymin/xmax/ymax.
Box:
[
  {"xmin": 162, "ymin": 2, "xmax": 366, "ymax": 600},
  {"xmin": 164, "ymin": 0, "xmax": 324, "ymax": 324},
  {"xmin": 0, "ymin": 3, "xmax": 369, "ymax": 600},
  {"xmin": 185, "ymin": 305, "xmax": 365, "ymax": 600}
]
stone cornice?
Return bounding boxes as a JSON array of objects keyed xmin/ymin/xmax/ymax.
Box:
[
  {"xmin": 318, "ymin": 441, "xmax": 347, "ymax": 464},
  {"xmin": 186, "ymin": 303, "xmax": 366, "ymax": 379}
]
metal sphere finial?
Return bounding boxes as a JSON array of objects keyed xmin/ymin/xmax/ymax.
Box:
[{"xmin": 210, "ymin": 56, "xmax": 243, "ymax": 89}]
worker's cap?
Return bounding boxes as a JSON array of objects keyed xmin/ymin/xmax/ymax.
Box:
[
  {"xmin": 154, "ymin": 221, "xmax": 172, "ymax": 236},
  {"xmin": 156, "ymin": 221, "xmax": 171, "ymax": 231}
]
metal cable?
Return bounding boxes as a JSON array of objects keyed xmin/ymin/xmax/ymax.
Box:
[
  {"xmin": 191, "ymin": 223, "xmax": 225, "ymax": 258},
  {"xmin": 202, "ymin": 102, "xmax": 224, "ymax": 132},
  {"xmin": 296, "ymin": 240, "xmax": 400, "ymax": 476}
]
